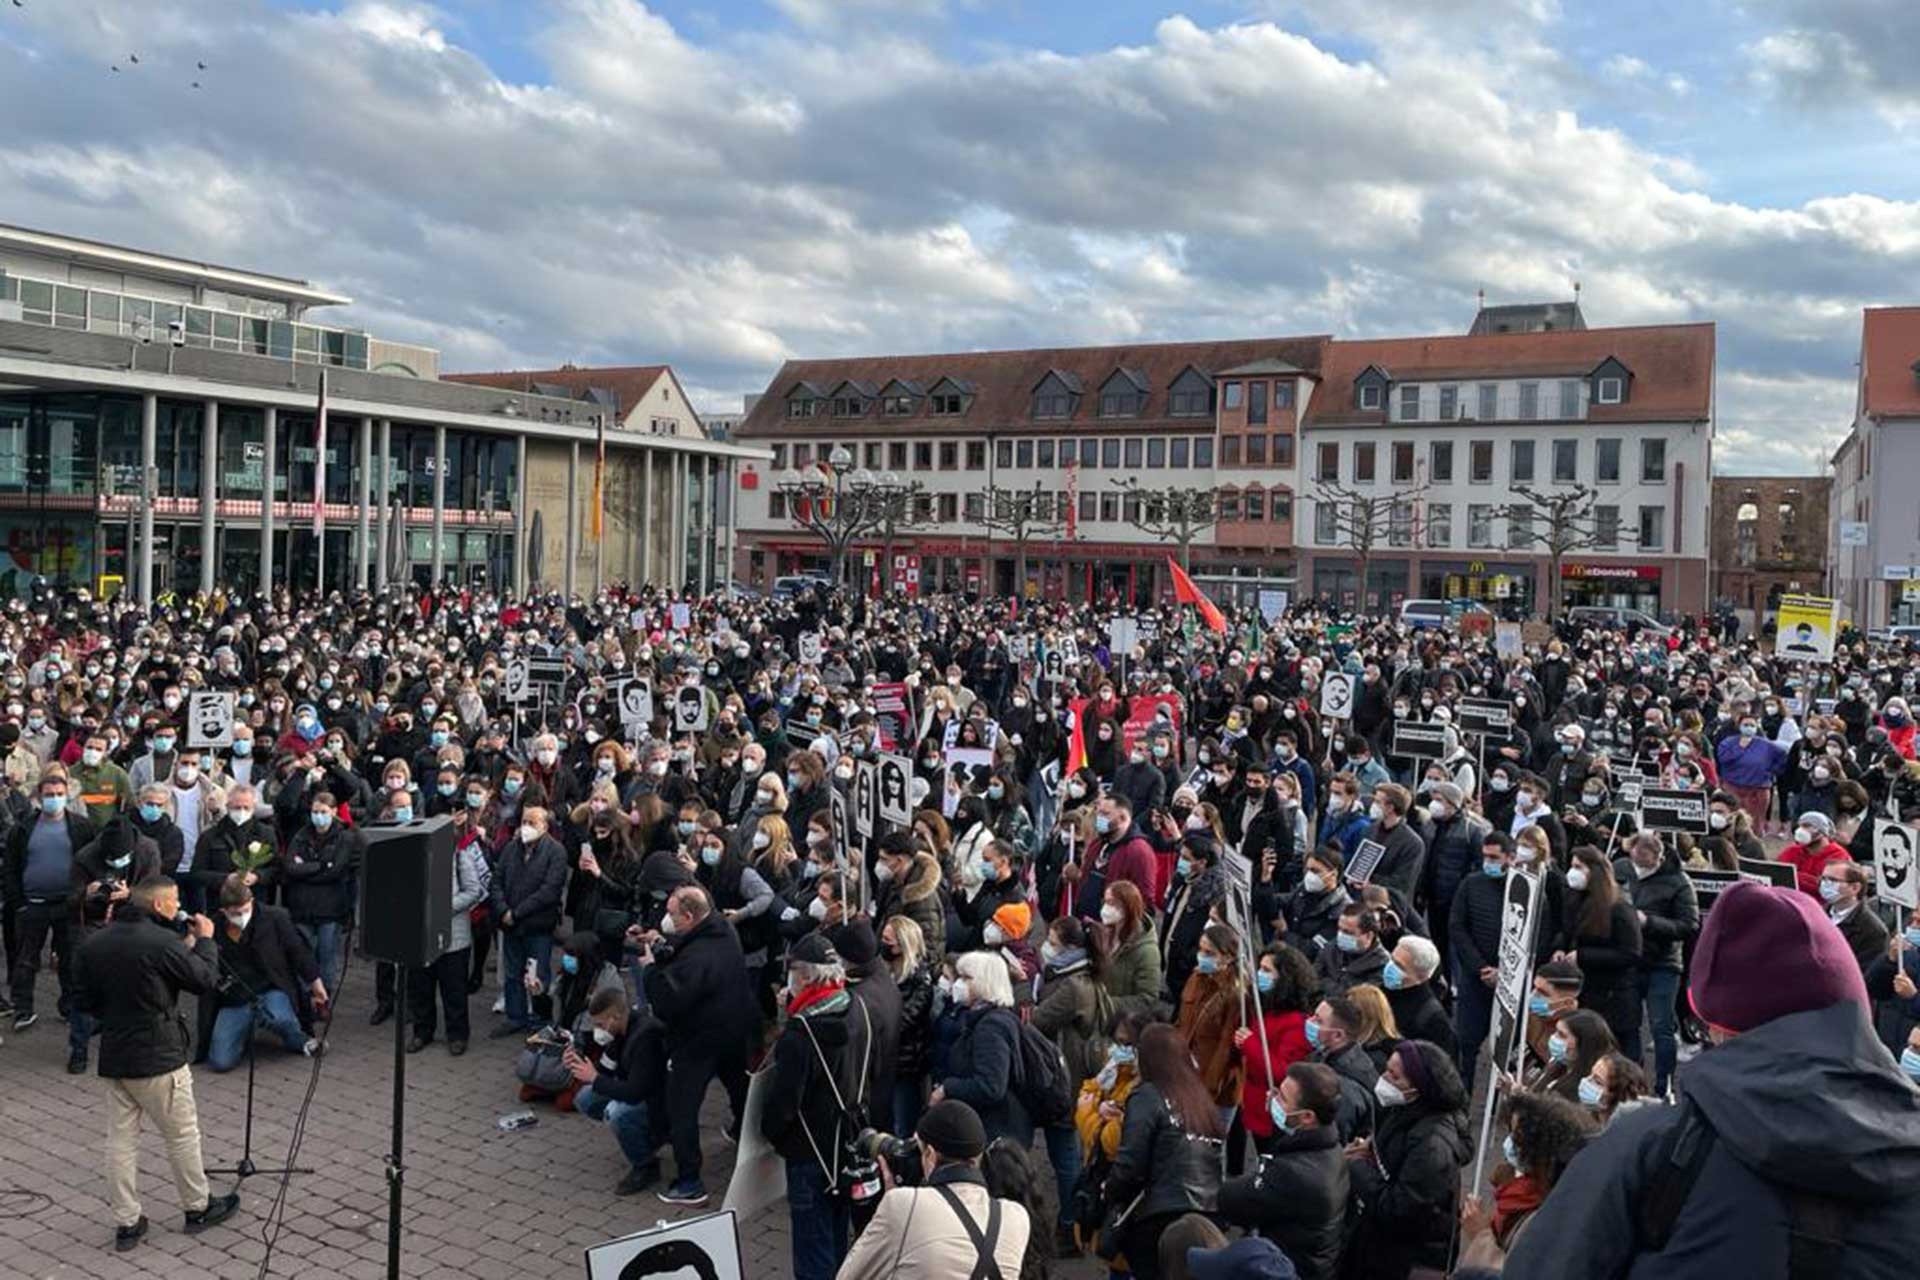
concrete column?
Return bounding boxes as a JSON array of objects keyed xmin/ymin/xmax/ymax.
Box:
[
  {"xmin": 725, "ymin": 458, "xmax": 738, "ymax": 590},
  {"xmin": 261, "ymin": 407, "xmax": 277, "ymax": 591},
  {"xmin": 138, "ymin": 394, "xmax": 156, "ymax": 610},
  {"xmin": 671, "ymin": 452, "xmax": 685, "ymax": 590},
  {"xmin": 512, "ymin": 434, "xmax": 528, "ymax": 596},
  {"xmin": 565, "ymin": 440, "xmax": 580, "ymax": 599},
  {"xmin": 199, "ymin": 398, "xmax": 218, "ymax": 597},
  {"xmin": 374, "ymin": 418, "xmax": 391, "ymax": 591},
  {"xmin": 431, "ymin": 423, "xmax": 447, "ymax": 587},
  {"xmin": 641, "ymin": 448, "xmax": 654, "ymax": 585},
  {"xmin": 697, "ymin": 455, "xmax": 713, "ymax": 594},
  {"xmin": 356, "ymin": 417, "xmax": 372, "ymax": 591}
]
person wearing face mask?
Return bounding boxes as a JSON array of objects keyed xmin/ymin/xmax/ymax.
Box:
[
  {"xmin": 1230, "ymin": 943, "xmax": 1318, "ymax": 1151},
  {"xmin": 1379, "ymin": 935, "xmax": 1456, "ymax": 1059},
  {"xmin": 1284, "ymin": 847, "xmax": 1352, "ymax": 956},
  {"xmin": 203, "ymin": 876, "xmax": 326, "ymax": 1072},
  {"xmin": 1319, "ymin": 774, "xmax": 1371, "ymax": 860},
  {"xmin": 401, "ymin": 807, "xmax": 488, "ymax": 1059},
  {"xmin": 1360, "ymin": 784, "xmax": 1427, "ymax": 903},
  {"xmin": 1062, "ymin": 794, "xmax": 1161, "ymax": 922},
  {"xmin": 1112, "ymin": 738, "xmax": 1167, "ymax": 825},
  {"xmin": 1160, "ymin": 835, "xmax": 1232, "ymax": 999},
  {"xmin": 69, "ymin": 731, "xmax": 134, "ymax": 827},
  {"xmin": 64, "ymin": 813, "xmax": 162, "ymax": 1072},
  {"xmin": 524, "ymin": 732, "xmax": 580, "ymax": 818},
  {"xmin": 1456, "ymin": 1092, "xmax": 1596, "ymax": 1273},
  {"xmin": 1216, "ymin": 1061, "xmax": 1350, "ymax": 1280},
  {"xmin": 1612, "ymin": 832, "xmax": 1699, "ymax": 1095},
  {"xmin": 1879, "ymin": 695, "xmax": 1919, "ymax": 760},
  {"xmin": 126, "ymin": 724, "xmax": 181, "ymax": 795},
  {"xmin": 1820, "ymin": 863, "xmax": 1888, "ymax": 975},
  {"xmin": 1715, "ymin": 709, "xmax": 1787, "ymax": 835},
  {"xmin": 3, "ymin": 772, "xmax": 93, "ymax": 1032},
  {"xmin": 1780, "ymin": 810, "xmax": 1852, "ymax": 899},
  {"xmin": 872, "ymin": 829, "xmax": 949, "ymax": 959},
  {"xmin": 1342, "ymin": 1038, "xmax": 1469, "ymax": 1280},
  {"xmin": 637, "ymin": 885, "xmax": 759, "ymax": 1206},
  {"xmin": 1508, "ymin": 880, "xmax": 1920, "ymax": 1280},
  {"xmin": 565, "ymin": 986, "xmax": 669, "ymax": 1195},
  {"xmin": 1318, "ymin": 904, "xmax": 1389, "ymax": 997},
  {"xmin": 1417, "ymin": 781, "xmax": 1487, "ymax": 973},
  {"xmin": 485, "ymin": 806, "xmax": 570, "ymax": 1036}
]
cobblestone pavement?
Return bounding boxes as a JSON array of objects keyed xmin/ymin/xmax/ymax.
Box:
[{"xmin": 0, "ymin": 952, "xmax": 1107, "ymax": 1279}]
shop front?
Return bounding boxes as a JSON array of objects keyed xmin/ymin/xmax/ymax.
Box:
[
  {"xmin": 1418, "ymin": 560, "xmax": 1538, "ymax": 613},
  {"xmin": 1560, "ymin": 561, "xmax": 1662, "ymax": 613}
]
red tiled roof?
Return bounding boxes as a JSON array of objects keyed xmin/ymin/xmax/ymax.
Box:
[
  {"xmin": 445, "ymin": 365, "xmax": 669, "ymax": 417},
  {"xmin": 736, "ymin": 336, "xmax": 1332, "ymax": 436},
  {"xmin": 1313, "ymin": 324, "xmax": 1715, "ymax": 424},
  {"xmin": 1861, "ymin": 308, "xmax": 1920, "ymax": 419}
]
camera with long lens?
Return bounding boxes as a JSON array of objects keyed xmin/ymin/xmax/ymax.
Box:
[{"xmin": 852, "ymin": 1128, "xmax": 923, "ymax": 1187}]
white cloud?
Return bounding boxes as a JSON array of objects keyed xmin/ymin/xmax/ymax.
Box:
[{"xmin": 0, "ymin": 0, "xmax": 1906, "ymax": 473}]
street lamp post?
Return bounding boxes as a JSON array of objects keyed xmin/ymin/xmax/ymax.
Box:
[{"xmin": 775, "ymin": 448, "xmax": 917, "ymax": 592}]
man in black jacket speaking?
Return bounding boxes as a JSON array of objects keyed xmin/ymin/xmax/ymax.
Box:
[{"xmin": 72, "ymin": 876, "xmax": 240, "ymax": 1252}]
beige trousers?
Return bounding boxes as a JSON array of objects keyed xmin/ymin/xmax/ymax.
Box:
[{"xmin": 106, "ymin": 1065, "xmax": 211, "ymax": 1228}]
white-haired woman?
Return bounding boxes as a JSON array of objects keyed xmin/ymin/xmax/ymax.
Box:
[{"xmin": 931, "ymin": 951, "xmax": 1031, "ymax": 1143}]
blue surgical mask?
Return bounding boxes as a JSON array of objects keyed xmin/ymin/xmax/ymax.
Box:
[
  {"xmin": 1502, "ymin": 1133, "xmax": 1523, "ymax": 1172},
  {"xmin": 430, "ymin": 731, "xmax": 448, "ymax": 748},
  {"xmin": 1196, "ymin": 953, "xmax": 1219, "ymax": 976},
  {"xmin": 677, "ymin": 820, "xmax": 696, "ymax": 836},
  {"xmin": 1269, "ymin": 1094, "xmax": 1293, "ymax": 1133},
  {"xmin": 438, "ymin": 782, "xmax": 456, "ymax": 797},
  {"xmin": 1094, "ymin": 814, "xmax": 1112, "ymax": 834},
  {"xmin": 1578, "ymin": 1075, "xmax": 1606, "ymax": 1107},
  {"xmin": 138, "ymin": 802, "xmax": 163, "ymax": 823},
  {"xmin": 1304, "ymin": 1017, "xmax": 1322, "ymax": 1048},
  {"xmin": 503, "ymin": 778, "xmax": 523, "ymax": 797},
  {"xmin": 987, "ymin": 783, "xmax": 1004, "ymax": 800},
  {"xmin": 1176, "ymin": 857, "xmax": 1193, "ymax": 879},
  {"xmin": 1335, "ymin": 931, "xmax": 1360, "ymax": 953},
  {"xmin": 1905, "ymin": 927, "xmax": 1920, "ymax": 950},
  {"xmin": 1381, "ymin": 960, "xmax": 1407, "ymax": 990},
  {"xmin": 232, "ymin": 739, "xmax": 252, "ymax": 757},
  {"xmin": 40, "ymin": 795, "xmax": 66, "ymax": 816},
  {"xmin": 153, "ymin": 738, "xmax": 175, "ymax": 755},
  {"xmin": 702, "ymin": 847, "xmax": 722, "ymax": 867},
  {"xmin": 1548, "ymin": 1035, "xmax": 1569, "ymax": 1063},
  {"xmin": 1483, "ymin": 859, "xmax": 1507, "ymax": 878},
  {"xmin": 1109, "ymin": 1044, "xmax": 1136, "ymax": 1066},
  {"xmin": 977, "ymin": 858, "xmax": 997, "ymax": 881},
  {"xmin": 1528, "ymin": 992, "xmax": 1552, "ymax": 1019},
  {"xmin": 393, "ymin": 807, "xmax": 413, "ymax": 822},
  {"xmin": 561, "ymin": 954, "xmax": 580, "ymax": 975},
  {"xmin": 467, "ymin": 792, "xmax": 486, "ymax": 809},
  {"xmin": 1255, "ymin": 970, "xmax": 1276, "ymax": 994},
  {"xmin": 311, "ymin": 810, "xmax": 334, "ymax": 830}
]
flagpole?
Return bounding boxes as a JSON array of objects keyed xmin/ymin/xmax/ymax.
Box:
[{"xmin": 593, "ymin": 413, "xmax": 606, "ymax": 596}]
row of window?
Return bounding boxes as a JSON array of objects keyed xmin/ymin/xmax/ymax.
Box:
[
  {"xmin": 1358, "ymin": 377, "xmax": 1623, "ymax": 419},
  {"xmin": 771, "ymin": 434, "xmax": 1229, "ymax": 475},
  {"xmin": 768, "ymin": 486, "xmax": 1295, "ymax": 526},
  {"xmin": 1313, "ymin": 436, "xmax": 1665, "ymax": 485},
  {"xmin": 0, "ymin": 272, "xmax": 371, "ymax": 369},
  {"xmin": 792, "ymin": 372, "xmax": 1299, "ymax": 424},
  {"xmin": 1310, "ymin": 500, "xmax": 1666, "ymax": 552}
]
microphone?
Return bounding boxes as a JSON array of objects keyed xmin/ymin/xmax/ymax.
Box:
[{"xmin": 171, "ymin": 909, "xmax": 195, "ymax": 936}]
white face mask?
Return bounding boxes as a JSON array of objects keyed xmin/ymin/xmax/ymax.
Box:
[
  {"xmin": 660, "ymin": 912, "xmax": 679, "ymax": 935},
  {"xmin": 1374, "ymin": 1077, "xmax": 1409, "ymax": 1108},
  {"xmin": 753, "ymin": 830, "xmax": 770, "ymax": 850},
  {"xmin": 536, "ymin": 749, "xmax": 557, "ymax": 766},
  {"xmin": 592, "ymin": 1026, "xmax": 615, "ymax": 1046},
  {"xmin": 1567, "ymin": 865, "xmax": 1590, "ymax": 891},
  {"xmin": 519, "ymin": 824, "xmax": 540, "ymax": 845},
  {"xmin": 807, "ymin": 896, "xmax": 829, "ymax": 921},
  {"xmin": 983, "ymin": 922, "xmax": 1006, "ymax": 946},
  {"xmin": 1100, "ymin": 903, "xmax": 1123, "ymax": 926},
  {"xmin": 1303, "ymin": 871, "xmax": 1328, "ymax": 894},
  {"xmin": 228, "ymin": 808, "xmax": 254, "ymax": 826},
  {"xmin": 874, "ymin": 861, "xmax": 895, "ymax": 883},
  {"xmin": 225, "ymin": 910, "xmax": 253, "ymax": 932},
  {"xmin": 176, "ymin": 766, "xmax": 200, "ymax": 786},
  {"xmin": 949, "ymin": 978, "xmax": 971, "ymax": 1006}
]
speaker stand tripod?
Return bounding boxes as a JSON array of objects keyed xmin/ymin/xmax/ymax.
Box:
[{"xmin": 205, "ymin": 958, "xmax": 316, "ymax": 1184}]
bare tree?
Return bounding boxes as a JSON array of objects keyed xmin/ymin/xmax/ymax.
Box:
[
  {"xmin": 1508, "ymin": 483, "xmax": 1635, "ymax": 618},
  {"xmin": 1310, "ymin": 480, "xmax": 1430, "ymax": 607},
  {"xmin": 871, "ymin": 481, "xmax": 931, "ymax": 588},
  {"xmin": 1112, "ymin": 479, "xmax": 1220, "ymax": 570},
  {"xmin": 979, "ymin": 482, "xmax": 1066, "ymax": 591}
]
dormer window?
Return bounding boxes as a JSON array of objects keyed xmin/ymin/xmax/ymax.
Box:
[
  {"xmin": 884, "ymin": 395, "xmax": 914, "ymax": 416},
  {"xmin": 1030, "ymin": 369, "xmax": 1083, "ymax": 421},
  {"xmin": 1360, "ymin": 384, "xmax": 1382, "ymax": 410},
  {"xmin": 1097, "ymin": 368, "xmax": 1149, "ymax": 418},
  {"xmin": 831, "ymin": 396, "xmax": 867, "ymax": 416},
  {"xmin": 1167, "ymin": 367, "xmax": 1213, "ymax": 417},
  {"xmin": 1597, "ymin": 377, "xmax": 1623, "ymax": 404},
  {"xmin": 925, "ymin": 376, "xmax": 973, "ymax": 416},
  {"xmin": 787, "ymin": 397, "xmax": 819, "ymax": 419},
  {"xmin": 1588, "ymin": 357, "xmax": 1632, "ymax": 407},
  {"xmin": 930, "ymin": 393, "xmax": 963, "ymax": 415},
  {"xmin": 1353, "ymin": 365, "xmax": 1390, "ymax": 412}
]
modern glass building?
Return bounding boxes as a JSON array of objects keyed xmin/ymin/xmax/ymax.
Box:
[{"xmin": 0, "ymin": 224, "xmax": 764, "ymax": 601}]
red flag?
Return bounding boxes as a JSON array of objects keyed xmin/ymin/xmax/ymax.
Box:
[
  {"xmin": 1168, "ymin": 556, "xmax": 1226, "ymax": 634},
  {"xmin": 1065, "ymin": 696, "xmax": 1088, "ymax": 775}
]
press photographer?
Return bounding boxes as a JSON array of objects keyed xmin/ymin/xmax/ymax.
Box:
[
  {"xmin": 71, "ymin": 876, "xmax": 240, "ymax": 1252},
  {"xmin": 69, "ymin": 814, "xmax": 164, "ymax": 1073},
  {"xmin": 837, "ymin": 1098, "xmax": 1032, "ymax": 1280}
]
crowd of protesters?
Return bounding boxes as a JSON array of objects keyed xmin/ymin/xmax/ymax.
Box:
[{"xmin": 8, "ymin": 573, "xmax": 1920, "ymax": 1279}]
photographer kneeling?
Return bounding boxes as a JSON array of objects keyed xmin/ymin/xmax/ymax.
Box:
[
  {"xmin": 838, "ymin": 1099, "xmax": 1032, "ymax": 1280},
  {"xmin": 204, "ymin": 874, "xmax": 327, "ymax": 1071},
  {"xmin": 564, "ymin": 987, "xmax": 667, "ymax": 1196}
]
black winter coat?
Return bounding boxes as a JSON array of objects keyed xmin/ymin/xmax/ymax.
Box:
[
  {"xmin": 895, "ymin": 962, "xmax": 937, "ymax": 1081},
  {"xmin": 1107, "ymin": 1082, "xmax": 1224, "ymax": 1221},
  {"xmin": 1421, "ymin": 811, "xmax": 1486, "ymax": 927},
  {"xmin": 1506, "ymin": 1002, "xmax": 1920, "ymax": 1280},
  {"xmin": 279, "ymin": 820, "xmax": 365, "ymax": 923},
  {"xmin": 1385, "ymin": 982, "xmax": 1457, "ymax": 1059},
  {"xmin": 1315, "ymin": 1041, "xmax": 1378, "ymax": 1143},
  {"xmin": 641, "ymin": 912, "xmax": 759, "ymax": 1067},
  {"xmin": 1368, "ymin": 820, "xmax": 1427, "ymax": 903},
  {"xmin": 1344, "ymin": 1097, "xmax": 1470, "ymax": 1280},
  {"xmin": 1613, "ymin": 851, "xmax": 1699, "ymax": 971},
  {"xmin": 1218, "ymin": 1125, "xmax": 1349, "ymax": 1280},
  {"xmin": 762, "ymin": 992, "xmax": 860, "ymax": 1164},
  {"xmin": 489, "ymin": 832, "xmax": 569, "ymax": 934},
  {"xmin": 942, "ymin": 1004, "xmax": 1030, "ymax": 1143},
  {"xmin": 1556, "ymin": 893, "xmax": 1644, "ymax": 1045},
  {"xmin": 73, "ymin": 913, "xmax": 221, "ymax": 1079},
  {"xmin": 192, "ymin": 813, "xmax": 281, "ymax": 904},
  {"xmin": 846, "ymin": 959, "xmax": 902, "ymax": 1123},
  {"xmin": 194, "ymin": 904, "xmax": 320, "ymax": 1058}
]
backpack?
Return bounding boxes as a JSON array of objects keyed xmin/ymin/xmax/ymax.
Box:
[
  {"xmin": 1012, "ymin": 1015, "xmax": 1075, "ymax": 1127},
  {"xmin": 1638, "ymin": 1098, "xmax": 1851, "ymax": 1278}
]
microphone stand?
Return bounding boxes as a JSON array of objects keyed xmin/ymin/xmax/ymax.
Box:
[{"xmin": 203, "ymin": 923, "xmax": 316, "ymax": 1183}]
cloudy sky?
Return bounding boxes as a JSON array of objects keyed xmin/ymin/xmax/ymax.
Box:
[{"xmin": 4, "ymin": 0, "xmax": 1916, "ymax": 472}]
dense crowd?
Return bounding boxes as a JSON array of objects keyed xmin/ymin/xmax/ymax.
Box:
[{"xmin": 11, "ymin": 576, "xmax": 1920, "ymax": 1278}]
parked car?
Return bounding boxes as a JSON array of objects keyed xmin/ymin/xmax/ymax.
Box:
[
  {"xmin": 771, "ymin": 574, "xmax": 827, "ymax": 599},
  {"xmin": 1565, "ymin": 604, "xmax": 1673, "ymax": 640},
  {"xmin": 1399, "ymin": 598, "xmax": 1493, "ymax": 630}
]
